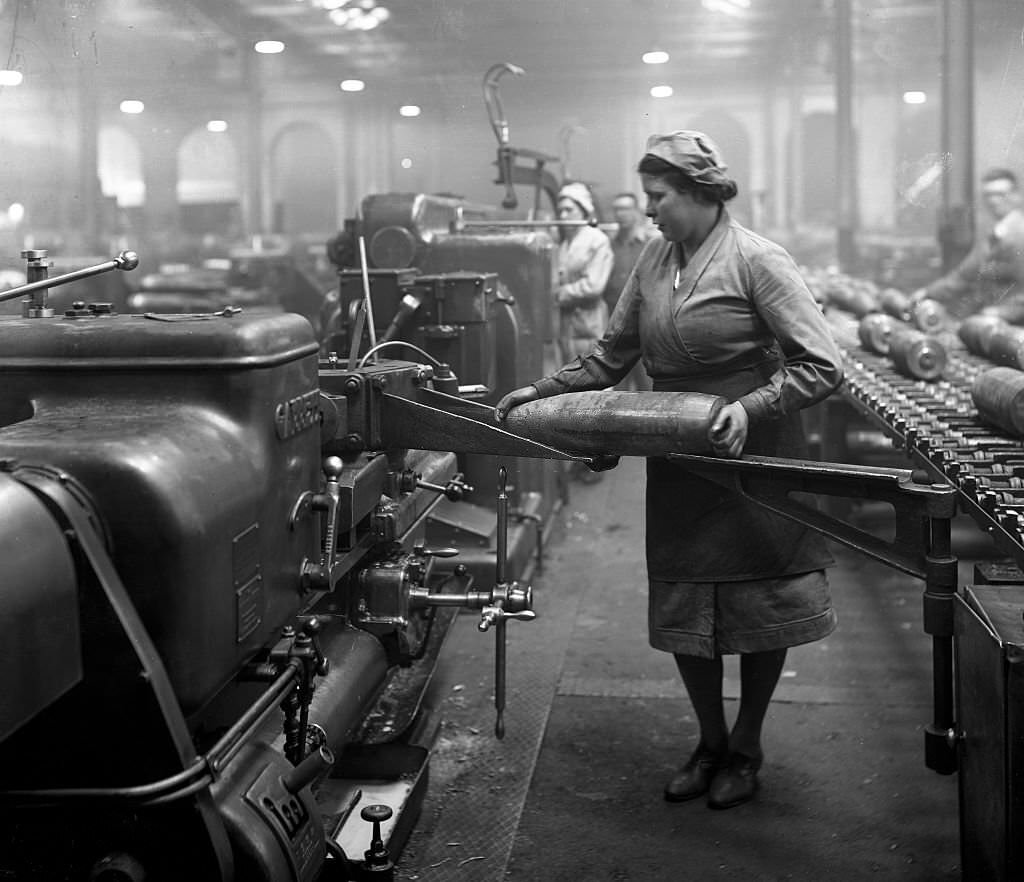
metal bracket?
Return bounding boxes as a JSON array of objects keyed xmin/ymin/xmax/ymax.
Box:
[{"xmin": 668, "ymin": 453, "xmax": 956, "ymax": 578}]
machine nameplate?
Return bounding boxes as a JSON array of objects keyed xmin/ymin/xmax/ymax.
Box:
[
  {"xmin": 275, "ymin": 389, "xmax": 320, "ymax": 440},
  {"xmin": 236, "ymin": 576, "xmax": 263, "ymax": 643},
  {"xmin": 233, "ymin": 524, "xmax": 263, "ymax": 642}
]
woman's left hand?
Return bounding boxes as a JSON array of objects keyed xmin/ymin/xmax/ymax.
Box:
[{"xmin": 708, "ymin": 401, "xmax": 748, "ymax": 458}]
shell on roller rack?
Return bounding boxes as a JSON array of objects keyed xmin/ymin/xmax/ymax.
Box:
[
  {"xmin": 910, "ymin": 298, "xmax": 947, "ymax": 333},
  {"xmin": 858, "ymin": 312, "xmax": 897, "ymax": 354},
  {"xmin": 958, "ymin": 313, "xmax": 1008, "ymax": 357},
  {"xmin": 879, "ymin": 287, "xmax": 912, "ymax": 322},
  {"xmin": 503, "ymin": 390, "xmax": 727, "ymax": 456},
  {"xmin": 984, "ymin": 325, "xmax": 1024, "ymax": 370},
  {"xmin": 887, "ymin": 325, "xmax": 947, "ymax": 380},
  {"xmin": 972, "ymin": 366, "xmax": 1024, "ymax": 437}
]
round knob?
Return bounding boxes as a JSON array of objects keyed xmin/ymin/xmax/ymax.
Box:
[
  {"xmin": 323, "ymin": 456, "xmax": 343, "ymax": 480},
  {"xmin": 116, "ymin": 250, "xmax": 140, "ymax": 271},
  {"xmin": 361, "ymin": 804, "xmax": 392, "ymax": 824}
]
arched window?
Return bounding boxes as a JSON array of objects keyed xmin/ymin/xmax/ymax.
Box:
[
  {"xmin": 177, "ymin": 127, "xmax": 241, "ymax": 237},
  {"xmin": 270, "ymin": 123, "xmax": 337, "ymax": 235}
]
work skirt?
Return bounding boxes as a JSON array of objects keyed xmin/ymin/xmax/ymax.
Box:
[{"xmin": 648, "ymin": 570, "xmax": 837, "ymax": 658}]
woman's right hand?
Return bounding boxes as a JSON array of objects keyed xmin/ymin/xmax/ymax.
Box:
[{"xmin": 494, "ymin": 385, "xmax": 540, "ymax": 422}]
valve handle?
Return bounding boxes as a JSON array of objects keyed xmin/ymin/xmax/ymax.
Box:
[
  {"xmin": 478, "ymin": 606, "xmax": 536, "ymax": 631},
  {"xmin": 360, "ymin": 804, "xmax": 394, "ymax": 869}
]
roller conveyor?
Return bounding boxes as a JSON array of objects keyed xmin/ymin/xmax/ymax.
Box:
[{"xmin": 829, "ymin": 313, "xmax": 1024, "ymax": 567}]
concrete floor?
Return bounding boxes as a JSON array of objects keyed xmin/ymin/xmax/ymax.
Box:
[{"xmin": 395, "ymin": 455, "xmax": 972, "ymax": 881}]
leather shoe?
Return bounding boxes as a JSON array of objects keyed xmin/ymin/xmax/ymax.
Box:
[
  {"xmin": 707, "ymin": 751, "xmax": 762, "ymax": 810},
  {"xmin": 664, "ymin": 744, "xmax": 727, "ymax": 803}
]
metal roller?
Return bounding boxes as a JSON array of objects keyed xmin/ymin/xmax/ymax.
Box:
[
  {"xmin": 887, "ymin": 325, "xmax": 947, "ymax": 380},
  {"xmin": 503, "ymin": 390, "xmax": 726, "ymax": 455},
  {"xmin": 972, "ymin": 366, "xmax": 1024, "ymax": 437},
  {"xmin": 858, "ymin": 312, "xmax": 897, "ymax": 354},
  {"xmin": 985, "ymin": 325, "xmax": 1024, "ymax": 370},
  {"xmin": 958, "ymin": 313, "xmax": 1007, "ymax": 357}
]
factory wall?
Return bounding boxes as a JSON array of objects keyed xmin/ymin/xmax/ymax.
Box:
[{"xmin": 5, "ymin": 40, "xmax": 1024, "ymax": 265}]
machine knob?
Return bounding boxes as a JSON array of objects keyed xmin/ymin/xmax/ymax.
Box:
[
  {"xmin": 323, "ymin": 456, "xmax": 344, "ymax": 481},
  {"xmin": 115, "ymin": 250, "xmax": 140, "ymax": 271},
  {"xmin": 360, "ymin": 804, "xmax": 395, "ymax": 871}
]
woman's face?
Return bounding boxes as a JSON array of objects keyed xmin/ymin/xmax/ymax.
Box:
[
  {"xmin": 641, "ymin": 172, "xmax": 700, "ymax": 243},
  {"xmin": 557, "ymin": 197, "xmax": 585, "ymax": 221}
]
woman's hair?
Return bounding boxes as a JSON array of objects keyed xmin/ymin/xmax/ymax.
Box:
[{"xmin": 636, "ymin": 154, "xmax": 739, "ymax": 205}]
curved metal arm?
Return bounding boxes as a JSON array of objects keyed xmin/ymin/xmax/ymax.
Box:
[
  {"xmin": 484, "ymin": 63, "xmax": 526, "ymax": 210},
  {"xmin": 483, "ymin": 62, "xmax": 525, "ymax": 146},
  {"xmin": 0, "ymin": 250, "xmax": 140, "ymax": 304}
]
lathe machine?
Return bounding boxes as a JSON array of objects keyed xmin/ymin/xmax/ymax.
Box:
[{"xmin": 0, "ymin": 248, "xmax": 595, "ymax": 882}]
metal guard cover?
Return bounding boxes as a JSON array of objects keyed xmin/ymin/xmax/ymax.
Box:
[{"xmin": 0, "ymin": 311, "xmax": 319, "ymax": 370}]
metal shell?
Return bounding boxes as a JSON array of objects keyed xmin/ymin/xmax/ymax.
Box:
[
  {"xmin": 985, "ymin": 326, "xmax": 1024, "ymax": 370},
  {"xmin": 910, "ymin": 299, "xmax": 947, "ymax": 333},
  {"xmin": 958, "ymin": 314, "xmax": 1007, "ymax": 357},
  {"xmin": 879, "ymin": 288, "xmax": 911, "ymax": 321},
  {"xmin": 887, "ymin": 326, "xmax": 947, "ymax": 380},
  {"xmin": 504, "ymin": 390, "xmax": 726, "ymax": 455},
  {"xmin": 858, "ymin": 313, "xmax": 896, "ymax": 354},
  {"xmin": 972, "ymin": 366, "xmax": 1024, "ymax": 437}
]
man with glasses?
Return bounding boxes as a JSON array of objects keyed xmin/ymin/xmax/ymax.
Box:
[{"xmin": 912, "ymin": 167, "xmax": 1024, "ymax": 319}]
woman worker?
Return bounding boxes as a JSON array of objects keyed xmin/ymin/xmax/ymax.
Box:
[
  {"xmin": 495, "ymin": 131, "xmax": 844, "ymax": 810},
  {"xmin": 552, "ymin": 181, "xmax": 614, "ymax": 484},
  {"xmin": 552, "ymin": 181, "xmax": 614, "ymax": 365}
]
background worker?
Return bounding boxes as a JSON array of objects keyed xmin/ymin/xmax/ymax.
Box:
[
  {"xmin": 604, "ymin": 191, "xmax": 657, "ymax": 390},
  {"xmin": 912, "ymin": 167, "xmax": 1024, "ymax": 320},
  {"xmin": 552, "ymin": 181, "xmax": 614, "ymax": 484},
  {"xmin": 553, "ymin": 181, "xmax": 614, "ymax": 364}
]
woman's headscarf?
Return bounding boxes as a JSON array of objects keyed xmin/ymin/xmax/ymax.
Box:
[
  {"xmin": 643, "ymin": 130, "xmax": 732, "ymax": 188},
  {"xmin": 557, "ymin": 182, "xmax": 596, "ymax": 219}
]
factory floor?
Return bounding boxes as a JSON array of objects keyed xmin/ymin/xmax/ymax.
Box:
[{"xmin": 393, "ymin": 454, "xmax": 985, "ymax": 882}]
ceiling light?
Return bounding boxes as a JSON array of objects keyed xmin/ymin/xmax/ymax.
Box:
[
  {"xmin": 642, "ymin": 51, "xmax": 669, "ymax": 65},
  {"xmin": 340, "ymin": 79, "xmax": 365, "ymax": 91},
  {"xmin": 0, "ymin": 70, "xmax": 23, "ymax": 86},
  {"xmin": 399, "ymin": 105, "xmax": 421, "ymax": 117},
  {"xmin": 701, "ymin": 0, "xmax": 747, "ymax": 16},
  {"xmin": 207, "ymin": 120, "xmax": 228, "ymax": 132},
  {"xmin": 254, "ymin": 40, "xmax": 285, "ymax": 54},
  {"xmin": 371, "ymin": 6, "xmax": 390, "ymax": 21},
  {"xmin": 650, "ymin": 85, "xmax": 673, "ymax": 99},
  {"xmin": 329, "ymin": 8, "xmax": 352, "ymax": 24},
  {"xmin": 120, "ymin": 99, "xmax": 145, "ymax": 114},
  {"xmin": 358, "ymin": 0, "xmax": 376, "ymax": 8},
  {"xmin": 401, "ymin": 158, "xmax": 413, "ymax": 169},
  {"xmin": 903, "ymin": 91, "xmax": 927, "ymax": 105},
  {"xmin": 354, "ymin": 14, "xmax": 379, "ymax": 29},
  {"xmin": 320, "ymin": 0, "xmax": 350, "ymax": 7},
  {"xmin": 8, "ymin": 203, "xmax": 25, "ymax": 224}
]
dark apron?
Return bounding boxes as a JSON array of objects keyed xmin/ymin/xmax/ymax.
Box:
[{"xmin": 645, "ymin": 357, "xmax": 833, "ymax": 582}]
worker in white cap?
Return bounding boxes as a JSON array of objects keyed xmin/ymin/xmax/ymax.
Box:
[{"xmin": 553, "ymin": 182, "xmax": 614, "ymax": 365}]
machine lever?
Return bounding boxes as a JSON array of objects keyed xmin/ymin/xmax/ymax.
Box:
[
  {"xmin": 485, "ymin": 466, "xmax": 536, "ymax": 739},
  {"xmin": 0, "ymin": 249, "xmax": 140, "ymax": 305}
]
